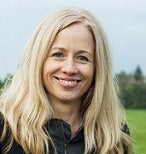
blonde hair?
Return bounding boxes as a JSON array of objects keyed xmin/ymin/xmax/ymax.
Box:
[{"xmin": 0, "ymin": 7, "xmax": 133, "ymax": 154}]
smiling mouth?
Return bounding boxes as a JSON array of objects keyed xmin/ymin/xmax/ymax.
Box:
[{"xmin": 55, "ymin": 77, "xmax": 81, "ymax": 87}]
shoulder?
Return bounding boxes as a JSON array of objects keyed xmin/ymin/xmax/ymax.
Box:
[
  {"xmin": 0, "ymin": 113, "xmax": 5, "ymax": 152},
  {"xmin": 0, "ymin": 113, "xmax": 24, "ymax": 153},
  {"xmin": 0, "ymin": 113, "xmax": 9, "ymax": 147},
  {"xmin": 121, "ymin": 123, "xmax": 131, "ymax": 154},
  {"xmin": 0, "ymin": 113, "xmax": 4, "ymax": 135},
  {"xmin": 121, "ymin": 123, "xmax": 130, "ymax": 135}
]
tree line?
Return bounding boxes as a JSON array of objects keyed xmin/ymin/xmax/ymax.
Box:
[
  {"xmin": 0, "ymin": 66, "xmax": 146, "ymax": 109},
  {"xmin": 117, "ymin": 66, "xmax": 146, "ymax": 109}
]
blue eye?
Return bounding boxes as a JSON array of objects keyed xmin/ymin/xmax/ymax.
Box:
[
  {"xmin": 77, "ymin": 56, "xmax": 89, "ymax": 62},
  {"xmin": 52, "ymin": 52, "xmax": 63, "ymax": 58}
]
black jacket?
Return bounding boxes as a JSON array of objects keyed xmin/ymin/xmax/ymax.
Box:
[
  {"xmin": 0, "ymin": 118, "xmax": 85, "ymax": 154},
  {"xmin": 0, "ymin": 117, "xmax": 129, "ymax": 154}
]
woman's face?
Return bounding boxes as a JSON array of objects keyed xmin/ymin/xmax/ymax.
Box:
[{"xmin": 43, "ymin": 23, "xmax": 95, "ymax": 104}]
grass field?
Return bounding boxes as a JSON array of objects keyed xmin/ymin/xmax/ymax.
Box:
[{"xmin": 126, "ymin": 109, "xmax": 146, "ymax": 154}]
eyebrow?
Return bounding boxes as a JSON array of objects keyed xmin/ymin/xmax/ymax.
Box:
[
  {"xmin": 50, "ymin": 47, "xmax": 66, "ymax": 52},
  {"xmin": 50, "ymin": 47, "xmax": 94, "ymax": 56}
]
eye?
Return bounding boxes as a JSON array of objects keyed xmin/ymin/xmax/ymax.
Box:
[
  {"xmin": 76, "ymin": 56, "xmax": 89, "ymax": 62},
  {"xmin": 51, "ymin": 52, "xmax": 64, "ymax": 58}
]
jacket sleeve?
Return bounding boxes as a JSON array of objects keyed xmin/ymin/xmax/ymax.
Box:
[
  {"xmin": 0, "ymin": 113, "xmax": 5, "ymax": 137},
  {"xmin": 121, "ymin": 123, "xmax": 130, "ymax": 154},
  {"xmin": 0, "ymin": 114, "xmax": 25, "ymax": 154},
  {"xmin": 121, "ymin": 123, "xmax": 130, "ymax": 135},
  {"xmin": 0, "ymin": 113, "xmax": 5, "ymax": 153}
]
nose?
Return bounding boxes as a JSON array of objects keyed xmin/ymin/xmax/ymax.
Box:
[{"xmin": 61, "ymin": 58, "xmax": 78, "ymax": 75}]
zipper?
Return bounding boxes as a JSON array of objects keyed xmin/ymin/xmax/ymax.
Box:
[
  {"xmin": 64, "ymin": 143, "xmax": 67, "ymax": 154},
  {"xmin": 63, "ymin": 121, "xmax": 83, "ymax": 154}
]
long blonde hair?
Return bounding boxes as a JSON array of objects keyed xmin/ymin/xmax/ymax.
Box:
[{"xmin": 0, "ymin": 7, "xmax": 133, "ymax": 154}]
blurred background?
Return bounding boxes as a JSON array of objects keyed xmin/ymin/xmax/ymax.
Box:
[{"xmin": 0, "ymin": 0, "xmax": 146, "ymax": 153}]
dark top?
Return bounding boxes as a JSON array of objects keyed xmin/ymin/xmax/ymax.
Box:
[{"xmin": 0, "ymin": 117, "xmax": 129, "ymax": 154}]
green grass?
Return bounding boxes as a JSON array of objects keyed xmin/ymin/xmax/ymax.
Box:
[{"xmin": 126, "ymin": 109, "xmax": 146, "ymax": 154}]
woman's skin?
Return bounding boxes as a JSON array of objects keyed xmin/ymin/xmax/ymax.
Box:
[{"xmin": 43, "ymin": 23, "xmax": 95, "ymax": 137}]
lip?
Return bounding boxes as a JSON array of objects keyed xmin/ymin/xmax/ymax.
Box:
[{"xmin": 54, "ymin": 77, "xmax": 81, "ymax": 88}]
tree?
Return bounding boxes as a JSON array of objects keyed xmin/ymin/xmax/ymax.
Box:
[
  {"xmin": 0, "ymin": 79, "xmax": 4, "ymax": 89},
  {"xmin": 133, "ymin": 65, "xmax": 144, "ymax": 82},
  {"xmin": 117, "ymin": 71, "xmax": 135, "ymax": 87},
  {"xmin": 0, "ymin": 74, "xmax": 13, "ymax": 91},
  {"xmin": 117, "ymin": 67, "xmax": 146, "ymax": 109},
  {"xmin": 123, "ymin": 82, "xmax": 146, "ymax": 108}
]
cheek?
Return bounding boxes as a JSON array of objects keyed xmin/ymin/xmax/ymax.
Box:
[
  {"xmin": 42, "ymin": 70, "xmax": 47, "ymax": 89},
  {"xmin": 42, "ymin": 60, "xmax": 54, "ymax": 76},
  {"xmin": 82, "ymin": 65, "xmax": 94, "ymax": 84},
  {"xmin": 42, "ymin": 63, "xmax": 47, "ymax": 79},
  {"xmin": 42, "ymin": 62, "xmax": 50, "ymax": 86},
  {"xmin": 88, "ymin": 65, "xmax": 95, "ymax": 79},
  {"xmin": 89, "ymin": 67, "xmax": 95, "ymax": 86}
]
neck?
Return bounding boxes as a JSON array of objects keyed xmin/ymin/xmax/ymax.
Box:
[{"xmin": 50, "ymin": 98, "xmax": 82, "ymax": 137}]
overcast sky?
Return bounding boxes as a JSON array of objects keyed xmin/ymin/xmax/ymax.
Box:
[{"xmin": 0, "ymin": 0, "xmax": 146, "ymax": 78}]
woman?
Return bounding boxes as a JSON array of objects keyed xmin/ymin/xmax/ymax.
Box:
[{"xmin": 0, "ymin": 7, "xmax": 133, "ymax": 154}]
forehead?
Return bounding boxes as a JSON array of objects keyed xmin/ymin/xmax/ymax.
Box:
[
  {"xmin": 59, "ymin": 22, "xmax": 91, "ymax": 35},
  {"xmin": 50, "ymin": 23, "xmax": 95, "ymax": 51},
  {"xmin": 56, "ymin": 23, "xmax": 93, "ymax": 42}
]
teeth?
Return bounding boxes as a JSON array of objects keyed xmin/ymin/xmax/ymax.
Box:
[{"xmin": 59, "ymin": 79, "xmax": 77, "ymax": 84}]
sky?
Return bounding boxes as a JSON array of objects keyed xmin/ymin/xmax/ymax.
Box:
[{"xmin": 0, "ymin": 0, "xmax": 146, "ymax": 79}]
